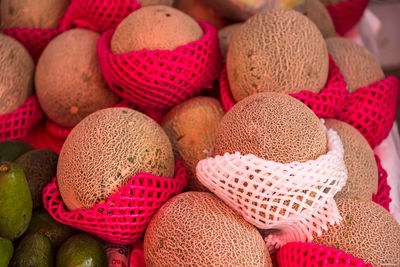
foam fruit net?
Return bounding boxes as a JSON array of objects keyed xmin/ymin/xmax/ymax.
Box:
[
  {"xmin": 43, "ymin": 161, "xmax": 187, "ymax": 244},
  {"xmin": 2, "ymin": 0, "xmax": 141, "ymax": 63},
  {"xmin": 372, "ymin": 154, "xmax": 391, "ymax": 211},
  {"xmin": 196, "ymin": 124, "xmax": 347, "ymax": 251},
  {"xmin": 97, "ymin": 22, "xmax": 223, "ymax": 110},
  {"xmin": 277, "ymin": 242, "xmax": 372, "ymax": 267},
  {"xmin": 327, "ymin": 0, "xmax": 369, "ymax": 36},
  {"xmin": 0, "ymin": 95, "xmax": 43, "ymax": 142},
  {"xmin": 21, "ymin": 122, "xmax": 65, "ymax": 155}
]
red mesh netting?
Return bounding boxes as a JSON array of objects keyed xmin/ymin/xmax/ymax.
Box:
[
  {"xmin": 130, "ymin": 238, "xmax": 146, "ymax": 267},
  {"xmin": 21, "ymin": 122, "xmax": 65, "ymax": 154},
  {"xmin": 372, "ymin": 154, "xmax": 391, "ymax": 211},
  {"xmin": 0, "ymin": 95, "xmax": 43, "ymax": 142},
  {"xmin": 45, "ymin": 120, "xmax": 72, "ymax": 140},
  {"xmin": 43, "ymin": 162, "xmax": 187, "ymax": 245},
  {"xmin": 97, "ymin": 22, "xmax": 223, "ymax": 110},
  {"xmin": 327, "ymin": 0, "xmax": 369, "ymax": 36},
  {"xmin": 277, "ymin": 242, "xmax": 372, "ymax": 267}
]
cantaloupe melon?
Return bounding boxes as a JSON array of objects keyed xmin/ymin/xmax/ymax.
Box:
[
  {"xmin": 1, "ymin": 0, "xmax": 69, "ymax": 29},
  {"xmin": 227, "ymin": 8, "xmax": 329, "ymax": 102},
  {"xmin": 218, "ymin": 23, "xmax": 242, "ymax": 59},
  {"xmin": 326, "ymin": 37, "xmax": 385, "ymax": 92},
  {"xmin": 35, "ymin": 28, "xmax": 119, "ymax": 128},
  {"xmin": 214, "ymin": 92, "xmax": 327, "ymax": 163},
  {"xmin": 137, "ymin": 0, "xmax": 174, "ymax": 6},
  {"xmin": 298, "ymin": 0, "xmax": 336, "ymax": 38},
  {"xmin": 312, "ymin": 198, "xmax": 400, "ymax": 266},
  {"xmin": 0, "ymin": 33, "xmax": 34, "ymax": 114},
  {"xmin": 57, "ymin": 107, "xmax": 175, "ymax": 210},
  {"xmin": 319, "ymin": 0, "xmax": 345, "ymax": 6},
  {"xmin": 144, "ymin": 191, "xmax": 271, "ymax": 267},
  {"xmin": 161, "ymin": 96, "xmax": 225, "ymax": 191},
  {"xmin": 325, "ymin": 119, "xmax": 378, "ymax": 201},
  {"xmin": 111, "ymin": 5, "xmax": 203, "ymax": 53}
]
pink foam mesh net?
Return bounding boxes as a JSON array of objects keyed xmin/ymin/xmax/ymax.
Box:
[
  {"xmin": 97, "ymin": 22, "xmax": 223, "ymax": 110},
  {"xmin": 45, "ymin": 120, "xmax": 72, "ymax": 140},
  {"xmin": 42, "ymin": 162, "xmax": 187, "ymax": 245},
  {"xmin": 130, "ymin": 238, "xmax": 146, "ymax": 267},
  {"xmin": 277, "ymin": 242, "xmax": 372, "ymax": 267},
  {"xmin": 372, "ymin": 154, "xmax": 391, "ymax": 211},
  {"xmin": 327, "ymin": 0, "xmax": 369, "ymax": 36},
  {"xmin": 0, "ymin": 95, "xmax": 43, "ymax": 142},
  {"xmin": 21, "ymin": 122, "xmax": 65, "ymax": 154}
]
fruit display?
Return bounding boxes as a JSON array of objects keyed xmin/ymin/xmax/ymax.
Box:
[{"xmin": 0, "ymin": 0, "xmax": 399, "ymax": 266}]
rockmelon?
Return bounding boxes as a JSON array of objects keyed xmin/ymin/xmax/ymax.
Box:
[
  {"xmin": 161, "ymin": 96, "xmax": 225, "ymax": 191},
  {"xmin": 57, "ymin": 107, "xmax": 175, "ymax": 210},
  {"xmin": 1, "ymin": 0, "xmax": 70, "ymax": 29},
  {"xmin": 144, "ymin": 191, "xmax": 271, "ymax": 267},
  {"xmin": 214, "ymin": 92, "xmax": 327, "ymax": 163},
  {"xmin": 298, "ymin": 0, "xmax": 336, "ymax": 38},
  {"xmin": 319, "ymin": 0, "xmax": 345, "ymax": 6},
  {"xmin": 35, "ymin": 28, "xmax": 119, "ymax": 128},
  {"xmin": 227, "ymin": 8, "xmax": 329, "ymax": 102},
  {"xmin": 0, "ymin": 33, "xmax": 34, "ymax": 114},
  {"xmin": 218, "ymin": 23, "xmax": 242, "ymax": 59},
  {"xmin": 137, "ymin": 0, "xmax": 174, "ymax": 6},
  {"xmin": 325, "ymin": 119, "xmax": 378, "ymax": 201},
  {"xmin": 326, "ymin": 37, "xmax": 385, "ymax": 92},
  {"xmin": 312, "ymin": 198, "xmax": 400, "ymax": 266},
  {"xmin": 111, "ymin": 5, "xmax": 203, "ymax": 53}
]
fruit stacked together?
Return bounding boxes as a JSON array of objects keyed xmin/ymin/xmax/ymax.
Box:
[{"xmin": 0, "ymin": 0, "xmax": 399, "ymax": 266}]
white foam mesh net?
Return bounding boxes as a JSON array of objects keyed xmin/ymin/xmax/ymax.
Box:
[{"xmin": 196, "ymin": 124, "xmax": 348, "ymax": 251}]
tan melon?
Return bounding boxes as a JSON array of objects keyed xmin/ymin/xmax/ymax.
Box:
[
  {"xmin": 218, "ymin": 23, "xmax": 242, "ymax": 59},
  {"xmin": 324, "ymin": 119, "xmax": 378, "ymax": 201},
  {"xmin": 35, "ymin": 28, "xmax": 119, "ymax": 128},
  {"xmin": 227, "ymin": 8, "xmax": 329, "ymax": 102},
  {"xmin": 326, "ymin": 37, "xmax": 385, "ymax": 92},
  {"xmin": 137, "ymin": 0, "xmax": 174, "ymax": 6},
  {"xmin": 1, "ymin": 0, "xmax": 69, "ymax": 29},
  {"xmin": 299, "ymin": 0, "xmax": 336, "ymax": 38},
  {"xmin": 57, "ymin": 107, "xmax": 175, "ymax": 210},
  {"xmin": 312, "ymin": 198, "xmax": 400, "ymax": 266},
  {"xmin": 144, "ymin": 191, "xmax": 271, "ymax": 267},
  {"xmin": 161, "ymin": 97, "xmax": 225, "ymax": 191},
  {"xmin": 214, "ymin": 92, "xmax": 327, "ymax": 163},
  {"xmin": 0, "ymin": 33, "xmax": 34, "ymax": 114},
  {"xmin": 111, "ymin": 5, "xmax": 203, "ymax": 53},
  {"xmin": 319, "ymin": 0, "xmax": 345, "ymax": 6}
]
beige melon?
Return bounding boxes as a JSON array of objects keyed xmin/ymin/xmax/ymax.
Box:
[
  {"xmin": 299, "ymin": 0, "xmax": 336, "ymax": 38},
  {"xmin": 161, "ymin": 97, "xmax": 225, "ymax": 191},
  {"xmin": 214, "ymin": 92, "xmax": 327, "ymax": 163},
  {"xmin": 144, "ymin": 191, "xmax": 271, "ymax": 267},
  {"xmin": 35, "ymin": 28, "xmax": 119, "ymax": 128},
  {"xmin": 1, "ymin": 0, "xmax": 69, "ymax": 29},
  {"xmin": 138, "ymin": 0, "xmax": 174, "ymax": 6},
  {"xmin": 218, "ymin": 23, "xmax": 242, "ymax": 59},
  {"xmin": 326, "ymin": 37, "xmax": 385, "ymax": 92},
  {"xmin": 111, "ymin": 5, "xmax": 203, "ymax": 53},
  {"xmin": 57, "ymin": 107, "xmax": 175, "ymax": 210},
  {"xmin": 325, "ymin": 119, "xmax": 378, "ymax": 201},
  {"xmin": 227, "ymin": 8, "xmax": 329, "ymax": 102},
  {"xmin": 319, "ymin": 0, "xmax": 345, "ymax": 6},
  {"xmin": 0, "ymin": 33, "xmax": 34, "ymax": 114},
  {"xmin": 313, "ymin": 198, "xmax": 400, "ymax": 266}
]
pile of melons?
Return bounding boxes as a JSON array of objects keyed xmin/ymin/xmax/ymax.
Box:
[{"xmin": 0, "ymin": 0, "xmax": 399, "ymax": 266}]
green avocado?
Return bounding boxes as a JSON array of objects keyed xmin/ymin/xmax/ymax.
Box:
[
  {"xmin": 0, "ymin": 162, "xmax": 32, "ymax": 240},
  {"xmin": 0, "ymin": 236, "xmax": 13, "ymax": 267},
  {"xmin": 0, "ymin": 140, "xmax": 33, "ymax": 162}
]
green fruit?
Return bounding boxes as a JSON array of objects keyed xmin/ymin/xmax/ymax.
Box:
[
  {"xmin": 0, "ymin": 162, "xmax": 32, "ymax": 240},
  {"xmin": 0, "ymin": 140, "xmax": 33, "ymax": 162},
  {"xmin": 0, "ymin": 236, "xmax": 13, "ymax": 267},
  {"xmin": 15, "ymin": 149, "xmax": 58, "ymax": 209},
  {"xmin": 56, "ymin": 233, "xmax": 107, "ymax": 267},
  {"xmin": 10, "ymin": 232, "xmax": 54, "ymax": 267}
]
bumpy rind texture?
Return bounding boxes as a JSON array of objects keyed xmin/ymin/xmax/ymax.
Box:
[
  {"xmin": 214, "ymin": 92, "xmax": 327, "ymax": 163},
  {"xmin": 227, "ymin": 8, "xmax": 329, "ymax": 102},
  {"xmin": 301, "ymin": 0, "xmax": 336, "ymax": 38},
  {"xmin": 137, "ymin": 0, "xmax": 174, "ymax": 6},
  {"xmin": 326, "ymin": 37, "xmax": 385, "ymax": 93},
  {"xmin": 161, "ymin": 96, "xmax": 224, "ymax": 191},
  {"xmin": 111, "ymin": 5, "xmax": 203, "ymax": 53},
  {"xmin": 0, "ymin": 33, "xmax": 34, "ymax": 114},
  {"xmin": 325, "ymin": 119, "xmax": 378, "ymax": 201},
  {"xmin": 144, "ymin": 191, "xmax": 271, "ymax": 267},
  {"xmin": 312, "ymin": 198, "xmax": 400, "ymax": 266},
  {"xmin": 35, "ymin": 29, "xmax": 119, "ymax": 128},
  {"xmin": 57, "ymin": 107, "xmax": 175, "ymax": 211},
  {"xmin": 218, "ymin": 23, "xmax": 242, "ymax": 60}
]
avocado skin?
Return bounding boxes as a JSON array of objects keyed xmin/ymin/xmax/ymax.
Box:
[{"xmin": 0, "ymin": 140, "xmax": 34, "ymax": 162}]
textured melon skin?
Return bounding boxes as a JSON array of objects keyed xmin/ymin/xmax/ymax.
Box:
[
  {"xmin": 161, "ymin": 97, "xmax": 224, "ymax": 191},
  {"xmin": 137, "ymin": 0, "xmax": 174, "ymax": 6},
  {"xmin": 326, "ymin": 37, "xmax": 385, "ymax": 92},
  {"xmin": 325, "ymin": 119, "xmax": 378, "ymax": 201},
  {"xmin": 1, "ymin": 0, "xmax": 69, "ymax": 29},
  {"xmin": 301, "ymin": 0, "xmax": 336, "ymax": 38},
  {"xmin": 227, "ymin": 8, "xmax": 329, "ymax": 102},
  {"xmin": 144, "ymin": 192, "xmax": 271, "ymax": 267},
  {"xmin": 313, "ymin": 198, "xmax": 400, "ymax": 266},
  {"xmin": 35, "ymin": 29, "xmax": 119, "ymax": 128},
  {"xmin": 57, "ymin": 107, "xmax": 175, "ymax": 211},
  {"xmin": 111, "ymin": 5, "xmax": 203, "ymax": 53},
  {"xmin": 319, "ymin": 0, "xmax": 345, "ymax": 6},
  {"xmin": 214, "ymin": 92, "xmax": 327, "ymax": 163},
  {"xmin": 0, "ymin": 33, "xmax": 34, "ymax": 114},
  {"xmin": 218, "ymin": 23, "xmax": 242, "ymax": 59}
]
